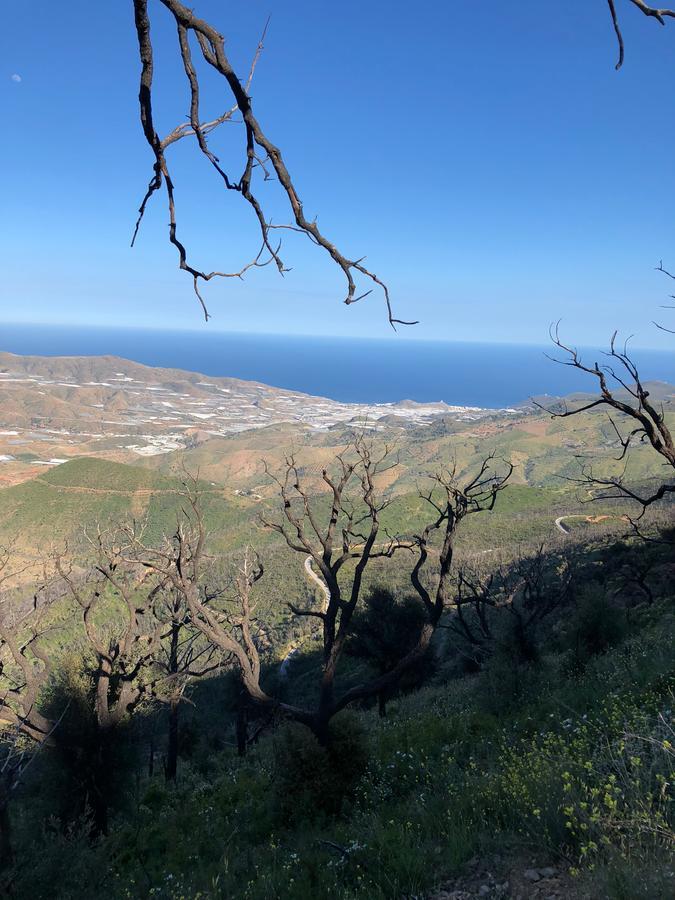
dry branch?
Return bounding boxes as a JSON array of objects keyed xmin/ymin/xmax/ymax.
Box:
[
  {"xmin": 606, "ymin": 0, "xmax": 675, "ymax": 69},
  {"xmin": 131, "ymin": 0, "xmax": 414, "ymax": 327},
  {"xmin": 538, "ymin": 320, "xmax": 674, "ymax": 529}
]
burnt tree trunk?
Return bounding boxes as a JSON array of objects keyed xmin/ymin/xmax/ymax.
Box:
[
  {"xmin": 165, "ymin": 617, "xmax": 181, "ymax": 780},
  {"xmin": 89, "ymin": 728, "xmax": 112, "ymax": 837},
  {"xmin": 0, "ymin": 782, "xmax": 13, "ymax": 872},
  {"xmin": 236, "ymin": 686, "xmax": 248, "ymax": 757},
  {"xmin": 165, "ymin": 698, "xmax": 179, "ymax": 781}
]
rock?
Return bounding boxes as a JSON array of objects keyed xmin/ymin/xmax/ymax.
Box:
[
  {"xmin": 478, "ymin": 886, "xmax": 490, "ymax": 896},
  {"xmin": 524, "ymin": 869, "xmax": 541, "ymax": 882},
  {"xmin": 538, "ymin": 867, "xmax": 557, "ymax": 878}
]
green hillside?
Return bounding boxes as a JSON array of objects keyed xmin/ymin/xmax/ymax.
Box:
[
  {"xmin": 7, "ymin": 535, "xmax": 674, "ymax": 900},
  {"xmin": 39, "ymin": 457, "xmax": 182, "ymax": 492},
  {"xmin": 0, "ymin": 458, "xmax": 237, "ymax": 555}
]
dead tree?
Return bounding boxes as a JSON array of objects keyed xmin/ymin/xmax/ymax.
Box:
[
  {"xmin": 54, "ymin": 529, "xmax": 167, "ymax": 832},
  {"xmin": 131, "ymin": 0, "xmax": 415, "ymax": 328},
  {"xmin": 605, "ymin": 0, "xmax": 675, "ymax": 69},
  {"xmin": 147, "ymin": 585, "xmax": 224, "ymax": 780},
  {"xmin": 0, "ymin": 552, "xmax": 55, "ymax": 870},
  {"xmin": 451, "ymin": 546, "xmax": 574, "ymax": 666},
  {"xmin": 138, "ymin": 445, "xmax": 511, "ymax": 745},
  {"xmin": 128, "ymin": 2, "xmax": 674, "ymax": 325},
  {"xmin": 259, "ymin": 438, "xmax": 419, "ymax": 742},
  {"xmin": 540, "ymin": 318, "xmax": 674, "ymax": 533}
]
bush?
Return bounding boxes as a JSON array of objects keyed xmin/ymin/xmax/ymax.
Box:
[
  {"xmin": 39, "ymin": 655, "xmax": 137, "ymax": 833},
  {"xmin": 272, "ymin": 713, "xmax": 369, "ymax": 821},
  {"xmin": 568, "ymin": 583, "xmax": 628, "ymax": 667},
  {"xmin": 476, "ymin": 615, "xmax": 547, "ymax": 713}
]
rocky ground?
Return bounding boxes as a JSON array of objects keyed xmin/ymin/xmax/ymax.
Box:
[{"xmin": 426, "ymin": 856, "xmax": 582, "ymax": 899}]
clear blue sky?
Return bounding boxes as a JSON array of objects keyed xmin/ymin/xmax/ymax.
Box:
[{"xmin": 2, "ymin": 1, "xmax": 675, "ymax": 348}]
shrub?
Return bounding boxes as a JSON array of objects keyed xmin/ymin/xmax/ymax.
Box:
[
  {"xmin": 39, "ymin": 655, "xmax": 137, "ymax": 833},
  {"xmin": 346, "ymin": 587, "xmax": 434, "ymax": 716},
  {"xmin": 272, "ymin": 713, "xmax": 369, "ymax": 821},
  {"xmin": 567, "ymin": 583, "xmax": 628, "ymax": 667}
]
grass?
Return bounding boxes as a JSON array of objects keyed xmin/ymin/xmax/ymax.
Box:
[{"xmin": 8, "ymin": 582, "xmax": 674, "ymax": 899}]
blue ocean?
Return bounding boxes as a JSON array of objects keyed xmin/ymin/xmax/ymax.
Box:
[{"xmin": 1, "ymin": 323, "xmax": 673, "ymax": 408}]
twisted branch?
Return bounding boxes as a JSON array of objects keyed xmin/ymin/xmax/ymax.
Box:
[{"xmin": 131, "ymin": 0, "xmax": 414, "ymax": 327}]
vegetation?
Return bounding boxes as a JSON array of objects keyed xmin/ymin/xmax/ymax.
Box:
[
  {"xmin": 1, "ymin": 325, "xmax": 674, "ymax": 894},
  {"xmin": 3, "ymin": 0, "xmax": 675, "ymax": 894},
  {"xmin": 0, "ymin": 529, "xmax": 672, "ymax": 899},
  {"xmin": 0, "ymin": 337, "xmax": 672, "ymax": 897}
]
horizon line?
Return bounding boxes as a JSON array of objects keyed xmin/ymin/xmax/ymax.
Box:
[{"xmin": 0, "ymin": 320, "xmax": 671, "ymax": 354}]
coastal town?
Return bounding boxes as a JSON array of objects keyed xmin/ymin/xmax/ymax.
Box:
[{"xmin": 0, "ymin": 352, "xmax": 520, "ymax": 484}]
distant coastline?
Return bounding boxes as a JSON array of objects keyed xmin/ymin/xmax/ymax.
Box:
[{"xmin": 1, "ymin": 322, "xmax": 674, "ymax": 408}]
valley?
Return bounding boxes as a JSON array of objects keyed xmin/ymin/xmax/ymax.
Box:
[{"xmin": 1, "ymin": 351, "xmax": 672, "ymax": 591}]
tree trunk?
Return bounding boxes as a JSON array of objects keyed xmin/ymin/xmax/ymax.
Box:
[
  {"xmin": 165, "ymin": 698, "xmax": 179, "ymax": 781},
  {"xmin": 313, "ymin": 710, "xmax": 332, "ymax": 747},
  {"xmin": 0, "ymin": 787, "xmax": 13, "ymax": 872},
  {"xmin": 90, "ymin": 733, "xmax": 110, "ymax": 837},
  {"xmin": 378, "ymin": 690, "xmax": 387, "ymax": 718},
  {"xmin": 236, "ymin": 688, "xmax": 248, "ymax": 757}
]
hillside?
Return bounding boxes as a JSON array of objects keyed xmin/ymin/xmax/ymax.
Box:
[
  {"xmin": 1, "ymin": 353, "xmax": 672, "ymax": 592},
  {"xmin": 0, "ymin": 354, "xmax": 673, "ymax": 900},
  {"xmin": 0, "ymin": 351, "xmax": 497, "ymax": 488},
  {"xmin": 6, "ymin": 532, "xmax": 674, "ymax": 900},
  {"xmin": 38, "ymin": 457, "xmax": 183, "ymax": 492}
]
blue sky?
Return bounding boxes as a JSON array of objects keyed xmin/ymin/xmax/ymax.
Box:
[{"xmin": 2, "ymin": 1, "xmax": 675, "ymax": 348}]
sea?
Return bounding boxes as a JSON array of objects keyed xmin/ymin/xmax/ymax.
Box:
[{"xmin": 1, "ymin": 323, "xmax": 673, "ymax": 409}]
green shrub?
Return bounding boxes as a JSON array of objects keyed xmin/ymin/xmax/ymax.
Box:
[
  {"xmin": 477, "ymin": 618, "xmax": 548, "ymax": 714},
  {"xmin": 567, "ymin": 583, "xmax": 628, "ymax": 668},
  {"xmin": 39, "ymin": 655, "xmax": 137, "ymax": 833},
  {"xmin": 272, "ymin": 713, "xmax": 369, "ymax": 821}
]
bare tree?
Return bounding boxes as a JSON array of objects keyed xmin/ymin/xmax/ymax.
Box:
[
  {"xmin": 54, "ymin": 529, "xmax": 169, "ymax": 832},
  {"xmin": 258, "ymin": 438, "xmax": 425, "ymax": 741},
  {"xmin": 617, "ymin": 549, "xmax": 656, "ymax": 605},
  {"xmin": 54, "ymin": 533, "xmax": 167, "ymax": 732},
  {"xmin": 540, "ymin": 318, "xmax": 674, "ymax": 531},
  {"xmin": 0, "ymin": 551, "xmax": 56, "ymax": 869},
  {"xmin": 450, "ymin": 546, "xmax": 574, "ymax": 667},
  {"xmin": 148, "ymin": 585, "xmax": 224, "ymax": 780},
  {"xmin": 138, "ymin": 445, "xmax": 511, "ymax": 744},
  {"xmin": 605, "ymin": 0, "xmax": 675, "ymax": 69},
  {"xmin": 128, "ymin": 2, "xmax": 674, "ymax": 325}
]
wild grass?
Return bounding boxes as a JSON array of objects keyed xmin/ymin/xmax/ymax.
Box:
[{"xmin": 8, "ymin": 599, "xmax": 673, "ymax": 899}]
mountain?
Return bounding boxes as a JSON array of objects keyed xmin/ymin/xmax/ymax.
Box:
[
  {"xmin": 1, "ymin": 351, "xmax": 672, "ymax": 592},
  {"xmin": 0, "ymin": 351, "xmax": 505, "ymax": 489}
]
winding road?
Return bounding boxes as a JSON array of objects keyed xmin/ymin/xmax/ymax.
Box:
[
  {"xmin": 554, "ymin": 516, "xmax": 574, "ymax": 535},
  {"xmin": 554, "ymin": 513, "xmax": 627, "ymax": 535},
  {"xmin": 303, "ymin": 556, "xmax": 330, "ymax": 606},
  {"xmin": 279, "ymin": 557, "xmax": 330, "ymax": 680}
]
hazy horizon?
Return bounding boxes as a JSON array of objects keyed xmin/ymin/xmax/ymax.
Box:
[
  {"xmin": 1, "ymin": 318, "xmax": 672, "ymax": 354},
  {"xmin": 2, "ymin": 321, "xmax": 673, "ymax": 408}
]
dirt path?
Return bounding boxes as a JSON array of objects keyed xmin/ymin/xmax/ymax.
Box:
[{"xmin": 33, "ymin": 478, "xmax": 223, "ymax": 497}]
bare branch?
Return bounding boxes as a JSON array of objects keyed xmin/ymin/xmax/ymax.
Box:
[
  {"xmin": 130, "ymin": 0, "xmax": 413, "ymax": 327},
  {"xmin": 606, "ymin": 0, "xmax": 675, "ymax": 69}
]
